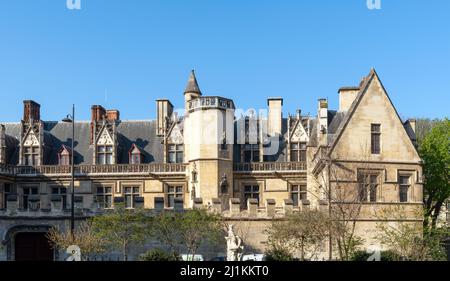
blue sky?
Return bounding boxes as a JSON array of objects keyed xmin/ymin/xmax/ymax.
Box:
[{"xmin": 0, "ymin": 0, "xmax": 449, "ymax": 122}]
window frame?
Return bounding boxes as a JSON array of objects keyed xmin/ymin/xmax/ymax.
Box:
[
  {"xmin": 168, "ymin": 144, "xmax": 184, "ymax": 164},
  {"xmin": 243, "ymin": 184, "xmax": 260, "ymax": 206},
  {"xmin": 51, "ymin": 186, "xmax": 68, "ymax": 209},
  {"xmin": 371, "ymin": 124, "xmax": 381, "ymax": 155},
  {"xmin": 123, "ymin": 186, "xmax": 140, "ymax": 209},
  {"xmin": 290, "ymin": 184, "xmax": 307, "ymax": 207},
  {"xmin": 97, "ymin": 145, "xmax": 114, "ymax": 165},
  {"xmin": 358, "ymin": 172, "xmax": 380, "ymax": 203},
  {"xmin": 22, "ymin": 186, "xmax": 39, "ymax": 210},
  {"xmin": 24, "ymin": 146, "xmax": 39, "ymax": 166},
  {"xmin": 165, "ymin": 184, "xmax": 184, "ymax": 208},
  {"xmin": 243, "ymin": 144, "xmax": 260, "ymax": 163},
  {"xmin": 96, "ymin": 185, "xmax": 113, "ymax": 209},
  {"xmin": 290, "ymin": 142, "xmax": 307, "ymax": 162},
  {"xmin": 398, "ymin": 174, "xmax": 411, "ymax": 203}
]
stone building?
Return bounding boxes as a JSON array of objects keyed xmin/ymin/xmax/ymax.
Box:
[{"xmin": 0, "ymin": 69, "xmax": 422, "ymax": 260}]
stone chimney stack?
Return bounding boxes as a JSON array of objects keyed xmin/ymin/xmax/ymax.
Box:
[
  {"xmin": 267, "ymin": 97, "xmax": 283, "ymax": 136},
  {"xmin": 156, "ymin": 99, "xmax": 174, "ymax": 136},
  {"xmin": 338, "ymin": 87, "xmax": 359, "ymax": 112},
  {"xmin": 317, "ymin": 99, "xmax": 328, "ymax": 145},
  {"xmin": 23, "ymin": 100, "xmax": 40, "ymax": 123}
]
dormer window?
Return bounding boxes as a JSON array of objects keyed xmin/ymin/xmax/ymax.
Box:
[
  {"xmin": 58, "ymin": 145, "xmax": 72, "ymax": 166},
  {"xmin": 129, "ymin": 144, "xmax": 143, "ymax": 164},
  {"xmin": 24, "ymin": 146, "xmax": 39, "ymax": 166},
  {"xmin": 97, "ymin": 145, "xmax": 113, "ymax": 165},
  {"xmin": 168, "ymin": 144, "xmax": 183, "ymax": 163}
]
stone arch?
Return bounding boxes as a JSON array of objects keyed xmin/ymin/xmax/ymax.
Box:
[{"xmin": 2, "ymin": 224, "xmax": 57, "ymax": 261}]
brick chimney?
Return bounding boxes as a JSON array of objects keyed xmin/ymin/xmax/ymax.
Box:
[
  {"xmin": 23, "ymin": 100, "xmax": 40, "ymax": 122},
  {"xmin": 91, "ymin": 105, "xmax": 107, "ymax": 123},
  {"xmin": 106, "ymin": 109, "xmax": 120, "ymax": 121}
]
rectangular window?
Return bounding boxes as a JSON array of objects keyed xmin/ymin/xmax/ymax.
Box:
[
  {"xmin": 291, "ymin": 185, "xmax": 307, "ymax": 207},
  {"xmin": 371, "ymin": 124, "xmax": 381, "ymax": 154},
  {"xmin": 358, "ymin": 173, "xmax": 379, "ymax": 202},
  {"xmin": 24, "ymin": 146, "xmax": 39, "ymax": 166},
  {"xmin": 244, "ymin": 144, "xmax": 260, "ymax": 162},
  {"xmin": 166, "ymin": 185, "xmax": 183, "ymax": 208},
  {"xmin": 290, "ymin": 142, "xmax": 307, "ymax": 162},
  {"xmin": 124, "ymin": 186, "xmax": 140, "ymax": 209},
  {"xmin": 3, "ymin": 183, "xmax": 11, "ymax": 209},
  {"xmin": 22, "ymin": 186, "xmax": 38, "ymax": 210},
  {"xmin": 130, "ymin": 154, "xmax": 141, "ymax": 164},
  {"xmin": 168, "ymin": 144, "xmax": 184, "ymax": 163},
  {"xmin": 399, "ymin": 175, "xmax": 410, "ymax": 203},
  {"xmin": 97, "ymin": 145, "xmax": 113, "ymax": 165},
  {"xmin": 244, "ymin": 185, "xmax": 260, "ymax": 205},
  {"xmin": 60, "ymin": 155, "xmax": 70, "ymax": 166},
  {"xmin": 51, "ymin": 187, "xmax": 67, "ymax": 209},
  {"xmin": 96, "ymin": 186, "xmax": 113, "ymax": 208}
]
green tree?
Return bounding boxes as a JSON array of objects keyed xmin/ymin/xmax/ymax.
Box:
[
  {"xmin": 46, "ymin": 221, "xmax": 106, "ymax": 261},
  {"xmin": 91, "ymin": 203, "xmax": 151, "ymax": 261},
  {"xmin": 420, "ymin": 118, "xmax": 450, "ymax": 229},
  {"xmin": 265, "ymin": 210, "xmax": 329, "ymax": 261},
  {"xmin": 151, "ymin": 208, "xmax": 223, "ymax": 260},
  {"xmin": 139, "ymin": 248, "xmax": 179, "ymax": 261}
]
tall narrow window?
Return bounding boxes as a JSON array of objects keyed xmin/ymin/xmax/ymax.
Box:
[
  {"xmin": 166, "ymin": 185, "xmax": 183, "ymax": 208},
  {"xmin": 399, "ymin": 175, "xmax": 410, "ymax": 203},
  {"xmin": 244, "ymin": 185, "xmax": 260, "ymax": 205},
  {"xmin": 3, "ymin": 183, "xmax": 11, "ymax": 209},
  {"xmin": 290, "ymin": 142, "xmax": 307, "ymax": 162},
  {"xmin": 244, "ymin": 144, "xmax": 260, "ymax": 162},
  {"xmin": 358, "ymin": 173, "xmax": 379, "ymax": 202},
  {"xmin": 168, "ymin": 144, "xmax": 183, "ymax": 163},
  {"xmin": 124, "ymin": 186, "xmax": 140, "ymax": 209},
  {"xmin": 371, "ymin": 124, "xmax": 381, "ymax": 154},
  {"xmin": 52, "ymin": 187, "xmax": 67, "ymax": 209},
  {"xmin": 96, "ymin": 186, "xmax": 113, "ymax": 208},
  {"xmin": 22, "ymin": 186, "xmax": 38, "ymax": 210},
  {"xmin": 291, "ymin": 185, "xmax": 307, "ymax": 207},
  {"xmin": 24, "ymin": 146, "xmax": 39, "ymax": 166},
  {"xmin": 97, "ymin": 145, "xmax": 113, "ymax": 165}
]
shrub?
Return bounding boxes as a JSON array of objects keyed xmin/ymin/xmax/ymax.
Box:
[
  {"xmin": 264, "ymin": 248, "xmax": 296, "ymax": 261},
  {"xmin": 139, "ymin": 248, "xmax": 179, "ymax": 261}
]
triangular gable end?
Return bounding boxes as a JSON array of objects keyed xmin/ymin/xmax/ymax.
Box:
[
  {"xmin": 290, "ymin": 119, "xmax": 309, "ymax": 142},
  {"xmin": 167, "ymin": 123, "xmax": 184, "ymax": 144},
  {"xmin": 96, "ymin": 125, "xmax": 114, "ymax": 146},
  {"xmin": 23, "ymin": 129, "xmax": 39, "ymax": 146},
  {"xmin": 328, "ymin": 69, "xmax": 420, "ymax": 161}
]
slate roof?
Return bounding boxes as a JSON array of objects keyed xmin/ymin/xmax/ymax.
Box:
[
  {"xmin": 2, "ymin": 120, "xmax": 165, "ymax": 165},
  {"xmin": 184, "ymin": 70, "xmax": 202, "ymax": 95}
]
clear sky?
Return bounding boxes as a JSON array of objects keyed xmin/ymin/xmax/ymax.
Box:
[{"xmin": 0, "ymin": 0, "xmax": 448, "ymax": 122}]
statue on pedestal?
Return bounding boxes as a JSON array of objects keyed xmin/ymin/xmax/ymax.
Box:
[{"xmin": 225, "ymin": 224, "xmax": 244, "ymax": 261}]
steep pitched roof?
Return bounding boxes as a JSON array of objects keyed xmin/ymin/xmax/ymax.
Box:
[
  {"xmin": 327, "ymin": 68, "xmax": 419, "ymax": 158},
  {"xmin": 184, "ymin": 70, "xmax": 202, "ymax": 95}
]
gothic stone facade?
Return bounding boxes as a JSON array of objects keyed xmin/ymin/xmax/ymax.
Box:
[{"xmin": 0, "ymin": 69, "xmax": 422, "ymax": 260}]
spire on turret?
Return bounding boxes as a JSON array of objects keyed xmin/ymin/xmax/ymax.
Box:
[{"xmin": 184, "ymin": 70, "xmax": 202, "ymax": 95}]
